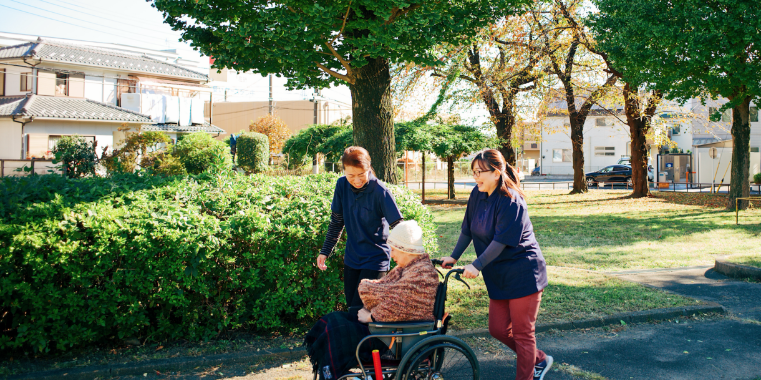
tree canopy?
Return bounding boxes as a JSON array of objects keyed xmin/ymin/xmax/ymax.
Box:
[
  {"xmin": 152, "ymin": 0, "xmax": 531, "ymax": 89},
  {"xmin": 591, "ymin": 0, "xmax": 761, "ymax": 208}
]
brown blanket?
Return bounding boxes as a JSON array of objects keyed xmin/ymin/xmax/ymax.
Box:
[{"xmin": 358, "ymin": 254, "xmax": 439, "ymax": 322}]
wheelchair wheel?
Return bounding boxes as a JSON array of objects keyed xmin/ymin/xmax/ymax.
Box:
[{"xmin": 402, "ymin": 341, "xmax": 479, "ymax": 380}]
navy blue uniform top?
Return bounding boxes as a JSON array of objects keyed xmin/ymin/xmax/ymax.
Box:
[
  {"xmin": 330, "ymin": 173, "xmax": 403, "ymax": 271},
  {"xmin": 460, "ymin": 186, "xmax": 548, "ymax": 300}
]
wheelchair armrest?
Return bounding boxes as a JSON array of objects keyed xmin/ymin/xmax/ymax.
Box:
[{"xmin": 368, "ymin": 321, "xmax": 435, "ymax": 330}]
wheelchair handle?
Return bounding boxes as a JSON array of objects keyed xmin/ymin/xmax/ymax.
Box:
[{"xmin": 432, "ymin": 259, "xmax": 471, "ymax": 290}]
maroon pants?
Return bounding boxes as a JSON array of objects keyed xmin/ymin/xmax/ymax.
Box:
[{"xmin": 488, "ymin": 291, "xmax": 546, "ymax": 380}]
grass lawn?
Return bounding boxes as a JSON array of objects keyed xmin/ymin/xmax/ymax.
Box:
[
  {"xmin": 445, "ymin": 266, "xmax": 697, "ymax": 331},
  {"xmin": 723, "ymin": 253, "xmax": 761, "ymax": 269},
  {"xmin": 425, "ymin": 190, "xmax": 761, "ymax": 271}
]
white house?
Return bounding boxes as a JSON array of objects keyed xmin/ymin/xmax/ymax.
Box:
[
  {"xmin": 539, "ymin": 101, "xmax": 631, "ymax": 175},
  {"xmin": 0, "ymin": 37, "xmax": 223, "ymax": 161}
]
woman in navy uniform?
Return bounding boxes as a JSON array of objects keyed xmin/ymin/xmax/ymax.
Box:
[
  {"xmin": 317, "ymin": 146, "xmax": 403, "ymax": 316},
  {"xmin": 440, "ymin": 149, "xmax": 552, "ymax": 380}
]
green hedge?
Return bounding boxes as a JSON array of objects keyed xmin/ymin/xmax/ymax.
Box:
[
  {"xmin": 0, "ymin": 173, "xmax": 436, "ymax": 354},
  {"xmin": 173, "ymin": 132, "xmax": 232, "ymax": 174},
  {"xmin": 237, "ymin": 132, "xmax": 269, "ymax": 173}
]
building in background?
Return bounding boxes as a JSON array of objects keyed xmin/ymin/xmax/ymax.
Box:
[
  {"xmin": 206, "ymin": 62, "xmax": 352, "ymax": 138},
  {"xmin": 0, "ymin": 36, "xmax": 222, "ymax": 161}
]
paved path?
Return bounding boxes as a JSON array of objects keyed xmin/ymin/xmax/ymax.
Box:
[{"xmin": 112, "ymin": 267, "xmax": 761, "ymax": 380}]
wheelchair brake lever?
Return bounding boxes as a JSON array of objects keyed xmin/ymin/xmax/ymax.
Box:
[{"xmin": 453, "ymin": 272, "xmax": 471, "ymax": 290}]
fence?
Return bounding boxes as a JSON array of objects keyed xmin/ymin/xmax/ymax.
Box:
[{"xmin": 0, "ymin": 159, "xmax": 60, "ymax": 177}]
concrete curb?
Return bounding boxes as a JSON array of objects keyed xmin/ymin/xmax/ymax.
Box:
[
  {"xmin": 450, "ymin": 302, "xmax": 725, "ymax": 339},
  {"xmin": 8, "ymin": 303, "xmax": 725, "ymax": 380},
  {"xmin": 714, "ymin": 258, "xmax": 761, "ymax": 281}
]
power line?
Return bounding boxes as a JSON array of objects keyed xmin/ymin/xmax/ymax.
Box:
[
  {"xmin": 0, "ymin": 4, "xmax": 169, "ymax": 50},
  {"xmin": 8, "ymin": 0, "xmax": 178, "ymax": 45},
  {"xmin": 33, "ymin": 0, "xmax": 179, "ymax": 35}
]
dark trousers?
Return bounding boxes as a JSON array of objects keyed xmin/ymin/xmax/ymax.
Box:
[{"xmin": 343, "ymin": 265, "xmax": 386, "ymax": 314}]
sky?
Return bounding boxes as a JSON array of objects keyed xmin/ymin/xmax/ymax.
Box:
[
  {"xmin": 0, "ymin": 0, "xmax": 203, "ymax": 61},
  {"xmin": 0, "ymin": 0, "xmax": 482, "ymax": 122}
]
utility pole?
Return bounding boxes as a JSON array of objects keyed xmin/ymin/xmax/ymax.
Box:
[
  {"xmin": 268, "ymin": 74, "xmax": 273, "ymax": 115},
  {"xmin": 312, "ymin": 88, "xmax": 320, "ymax": 174}
]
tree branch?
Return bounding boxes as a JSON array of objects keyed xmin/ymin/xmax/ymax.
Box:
[
  {"xmin": 330, "ymin": 1, "xmax": 352, "ymax": 45},
  {"xmin": 314, "ymin": 62, "xmax": 354, "ymax": 84},
  {"xmin": 324, "ymin": 42, "xmax": 353, "ymax": 76},
  {"xmin": 386, "ymin": 5, "xmax": 421, "ymax": 24}
]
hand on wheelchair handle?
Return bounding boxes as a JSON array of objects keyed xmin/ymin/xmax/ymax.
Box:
[
  {"xmin": 462, "ymin": 264, "xmax": 480, "ymax": 279},
  {"xmin": 439, "ymin": 256, "xmax": 457, "ymax": 269}
]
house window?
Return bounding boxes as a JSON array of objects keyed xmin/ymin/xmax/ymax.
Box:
[
  {"xmin": 553, "ymin": 149, "xmax": 572, "ymax": 163},
  {"xmin": 671, "ymin": 126, "xmax": 681, "ymax": 135},
  {"xmin": 751, "ymin": 107, "xmax": 758, "ymax": 123},
  {"xmin": 21, "ymin": 72, "xmax": 33, "ymax": 91},
  {"xmin": 0, "ymin": 69, "xmax": 5, "ymax": 96},
  {"xmin": 751, "ymin": 147, "xmax": 760, "ymax": 153},
  {"xmin": 595, "ymin": 146, "xmax": 616, "ymax": 156},
  {"xmin": 596, "ymin": 118, "xmax": 611, "ymax": 126},
  {"xmin": 531, "ymin": 143, "xmax": 538, "ymax": 149},
  {"xmin": 55, "ymin": 73, "xmax": 69, "ymax": 96}
]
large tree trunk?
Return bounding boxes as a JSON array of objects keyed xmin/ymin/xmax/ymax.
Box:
[
  {"xmin": 350, "ymin": 57, "xmax": 396, "ymax": 184},
  {"xmin": 623, "ymin": 84, "xmax": 659, "ymax": 198},
  {"xmin": 495, "ymin": 112, "xmax": 517, "ymax": 167},
  {"xmin": 447, "ymin": 156, "xmax": 455, "ymax": 199},
  {"xmin": 569, "ymin": 117, "xmax": 587, "ymax": 194},
  {"xmin": 728, "ymin": 96, "xmax": 752, "ymax": 210}
]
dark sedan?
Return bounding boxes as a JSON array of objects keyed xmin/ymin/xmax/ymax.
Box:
[{"xmin": 586, "ymin": 165, "xmax": 633, "ymax": 187}]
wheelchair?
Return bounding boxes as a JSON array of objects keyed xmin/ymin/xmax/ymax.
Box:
[{"xmin": 328, "ymin": 259, "xmax": 480, "ymax": 380}]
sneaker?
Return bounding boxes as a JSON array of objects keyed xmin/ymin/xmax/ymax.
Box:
[{"xmin": 533, "ymin": 355, "xmax": 553, "ymax": 380}]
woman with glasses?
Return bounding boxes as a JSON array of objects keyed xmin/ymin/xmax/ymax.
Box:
[
  {"xmin": 317, "ymin": 146, "xmax": 404, "ymax": 318},
  {"xmin": 439, "ymin": 149, "xmax": 552, "ymax": 380}
]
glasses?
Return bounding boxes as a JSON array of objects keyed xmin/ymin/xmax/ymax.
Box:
[{"xmin": 472, "ymin": 169, "xmax": 494, "ymax": 178}]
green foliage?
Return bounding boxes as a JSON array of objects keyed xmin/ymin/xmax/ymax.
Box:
[
  {"xmin": 173, "ymin": 132, "xmax": 233, "ymax": 175},
  {"xmin": 590, "ymin": 0, "xmax": 761, "ymax": 105},
  {"xmin": 152, "ymin": 0, "xmax": 532, "ymax": 90},
  {"xmin": 236, "ymin": 132, "xmax": 269, "ymax": 173},
  {"xmin": 283, "ymin": 124, "xmax": 352, "ymax": 165},
  {"xmin": 141, "ymin": 150, "xmax": 187, "ymax": 176},
  {"xmin": 754, "ymin": 173, "xmax": 761, "ymax": 184},
  {"xmin": 101, "ymin": 130, "xmax": 173, "ymax": 175},
  {"xmin": 0, "ymin": 173, "xmax": 436, "ymax": 354},
  {"xmin": 428, "ymin": 124, "xmax": 493, "ymax": 160},
  {"xmin": 51, "ymin": 135, "xmax": 97, "ymax": 178}
]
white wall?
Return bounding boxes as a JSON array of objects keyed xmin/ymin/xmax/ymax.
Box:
[
  {"xmin": 540, "ymin": 116, "xmax": 631, "ymax": 175},
  {"xmin": 0, "ymin": 118, "xmax": 23, "ymax": 159},
  {"xmin": 2, "ymin": 64, "xmax": 28, "ymax": 97},
  {"xmin": 22, "ymin": 120, "xmax": 140, "ymax": 157}
]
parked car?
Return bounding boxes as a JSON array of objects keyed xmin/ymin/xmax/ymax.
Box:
[
  {"xmin": 617, "ymin": 157, "xmax": 655, "ymax": 182},
  {"xmin": 586, "ymin": 165, "xmax": 633, "ymax": 187},
  {"xmin": 531, "ymin": 166, "xmax": 541, "ymax": 176}
]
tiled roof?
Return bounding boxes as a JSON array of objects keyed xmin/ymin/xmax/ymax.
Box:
[
  {"xmin": 141, "ymin": 122, "xmax": 225, "ymax": 134},
  {"xmin": 0, "ymin": 95, "xmax": 152, "ymax": 122},
  {"xmin": 0, "ymin": 38, "xmax": 208, "ymax": 81}
]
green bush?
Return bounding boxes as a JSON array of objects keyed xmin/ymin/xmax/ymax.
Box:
[
  {"xmin": 754, "ymin": 172, "xmax": 761, "ymax": 184},
  {"xmin": 237, "ymin": 132, "xmax": 269, "ymax": 173},
  {"xmin": 173, "ymin": 132, "xmax": 232, "ymax": 174},
  {"xmin": 0, "ymin": 173, "xmax": 436, "ymax": 354},
  {"xmin": 51, "ymin": 135, "xmax": 97, "ymax": 178}
]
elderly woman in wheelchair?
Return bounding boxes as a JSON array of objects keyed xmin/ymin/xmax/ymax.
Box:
[{"xmin": 305, "ymin": 220, "xmax": 480, "ymax": 380}]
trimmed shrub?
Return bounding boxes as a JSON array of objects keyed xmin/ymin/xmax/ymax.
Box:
[
  {"xmin": 237, "ymin": 132, "xmax": 269, "ymax": 173},
  {"xmin": 51, "ymin": 135, "xmax": 97, "ymax": 178},
  {"xmin": 0, "ymin": 173, "xmax": 436, "ymax": 354},
  {"xmin": 173, "ymin": 132, "xmax": 232, "ymax": 174},
  {"xmin": 249, "ymin": 114, "xmax": 291, "ymax": 154},
  {"xmin": 754, "ymin": 172, "xmax": 761, "ymax": 184}
]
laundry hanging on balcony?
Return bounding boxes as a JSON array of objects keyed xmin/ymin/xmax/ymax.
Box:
[
  {"xmin": 179, "ymin": 97, "xmax": 192, "ymax": 127},
  {"xmin": 141, "ymin": 94, "xmax": 165, "ymax": 123},
  {"xmin": 190, "ymin": 98, "xmax": 205, "ymax": 125},
  {"xmin": 165, "ymin": 96, "xmax": 180, "ymax": 124}
]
